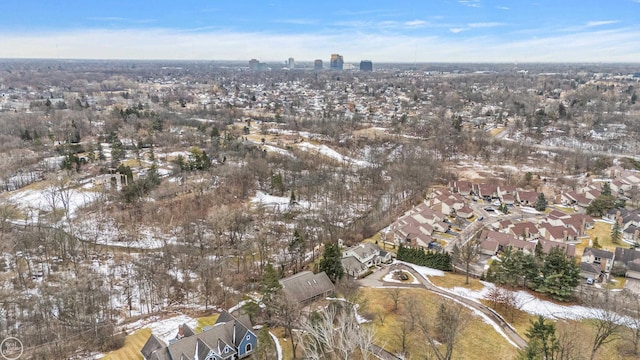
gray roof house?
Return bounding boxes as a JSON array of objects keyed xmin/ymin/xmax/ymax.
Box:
[
  {"xmin": 141, "ymin": 310, "xmax": 257, "ymax": 360},
  {"xmin": 341, "ymin": 243, "xmax": 392, "ymax": 278},
  {"xmin": 279, "ymin": 271, "xmax": 334, "ymax": 305}
]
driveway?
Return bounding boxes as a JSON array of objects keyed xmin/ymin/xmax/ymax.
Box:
[{"xmin": 624, "ymin": 278, "xmax": 640, "ymax": 294}]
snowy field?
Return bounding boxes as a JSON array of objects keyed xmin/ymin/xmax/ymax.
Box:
[
  {"xmin": 7, "ymin": 186, "xmax": 99, "ymax": 222},
  {"xmin": 297, "ymin": 142, "xmax": 372, "ymax": 168}
]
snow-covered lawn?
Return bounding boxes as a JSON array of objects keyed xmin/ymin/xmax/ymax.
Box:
[
  {"xmin": 297, "ymin": 142, "xmax": 372, "ymax": 168},
  {"xmin": 7, "ymin": 186, "xmax": 99, "ymax": 221},
  {"xmin": 396, "ymin": 260, "xmax": 445, "ymax": 277},
  {"xmin": 251, "ymin": 190, "xmax": 310, "ymax": 210},
  {"xmin": 448, "ymin": 282, "xmax": 608, "ymax": 321},
  {"xmin": 383, "ymin": 269, "xmax": 420, "ymax": 284}
]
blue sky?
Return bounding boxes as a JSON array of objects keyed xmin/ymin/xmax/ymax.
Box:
[{"xmin": 1, "ymin": 0, "xmax": 639, "ymax": 62}]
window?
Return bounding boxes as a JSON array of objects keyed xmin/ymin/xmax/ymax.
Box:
[
  {"xmin": 246, "ymin": 335, "xmax": 250, "ymax": 340},
  {"xmin": 246, "ymin": 343, "xmax": 252, "ymax": 352}
]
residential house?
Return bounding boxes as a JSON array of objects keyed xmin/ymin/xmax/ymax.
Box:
[
  {"xmin": 391, "ymin": 203, "xmax": 450, "ymax": 248},
  {"xmin": 613, "ymin": 247, "xmax": 640, "ymax": 280},
  {"xmin": 479, "ymin": 229, "xmax": 536, "ymax": 255},
  {"xmin": 449, "ymin": 180, "xmax": 472, "ymax": 196},
  {"xmin": 581, "ymin": 247, "xmax": 614, "ymax": 280},
  {"xmin": 476, "ymin": 183, "xmax": 499, "ymax": 199},
  {"xmin": 279, "ymin": 271, "xmax": 334, "ymax": 305},
  {"xmin": 539, "ymin": 223, "xmax": 579, "ymax": 243},
  {"xmin": 579, "ymin": 262, "xmax": 603, "ymax": 281},
  {"xmin": 141, "ymin": 311, "xmax": 257, "ymax": 360},
  {"xmin": 560, "ymin": 191, "xmax": 591, "ymax": 208},
  {"xmin": 516, "ymin": 191, "xmax": 539, "ymax": 206},
  {"xmin": 537, "ymin": 239, "xmax": 576, "ymax": 257},
  {"xmin": 342, "ymin": 243, "xmax": 392, "ymax": 277},
  {"xmin": 507, "ymin": 221, "xmax": 539, "ymax": 241}
]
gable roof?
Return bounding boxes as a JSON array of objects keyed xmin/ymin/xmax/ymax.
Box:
[
  {"xmin": 582, "ymin": 247, "xmax": 614, "ymax": 260},
  {"xmin": 614, "ymin": 247, "xmax": 640, "ymax": 265},
  {"xmin": 279, "ymin": 271, "xmax": 334, "ymax": 304},
  {"xmin": 141, "ymin": 334, "xmax": 169, "ymax": 360}
]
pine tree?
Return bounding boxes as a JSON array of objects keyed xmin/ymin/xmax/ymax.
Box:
[
  {"xmin": 611, "ymin": 221, "xmax": 621, "ymax": 245},
  {"xmin": 518, "ymin": 316, "xmax": 559, "ymax": 360},
  {"xmin": 535, "ymin": 193, "xmax": 548, "ymax": 212},
  {"xmin": 319, "ymin": 242, "xmax": 344, "ymax": 283},
  {"xmin": 261, "ymin": 263, "xmax": 282, "ymax": 302}
]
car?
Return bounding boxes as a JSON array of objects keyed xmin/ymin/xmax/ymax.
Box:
[
  {"xmin": 484, "ymin": 207, "xmax": 495, "ymax": 212},
  {"xmin": 586, "ymin": 278, "xmax": 595, "ymax": 285},
  {"xmin": 477, "ymin": 216, "xmax": 484, "ymax": 221}
]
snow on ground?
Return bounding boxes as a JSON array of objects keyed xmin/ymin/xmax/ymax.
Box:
[
  {"xmin": 263, "ymin": 144, "xmax": 294, "ymax": 157},
  {"xmin": 269, "ymin": 331, "xmax": 283, "ymax": 360},
  {"xmin": 135, "ymin": 315, "xmax": 198, "ymax": 344},
  {"xmin": 383, "ymin": 269, "xmax": 420, "ymax": 284},
  {"xmin": 297, "ymin": 142, "xmax": 372, "ymax": 167},
  {"xmin": 74, "ymin": 215, "xmax": 177, "ymax": 249},
  {"xmin": 251, "ymin": 191, "xmax": 310, "ymax": 210},
  {"xmin": 396, "ymin": 260, "xmax": 445, "ymax": 277},
  {"xmin": 7, "ymin": 187, "xmax": 99, "ymax": 221},
  {"xmin": 448, "ymin": 282, "xmax": 605, "ymax": 321},
  {"xmin": 520, "ymin": 206, "xmax": 540, "ymax": 214}
]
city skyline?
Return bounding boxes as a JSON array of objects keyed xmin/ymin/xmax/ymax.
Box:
[{"xmin": 1, "ymin": 0, "xmax": 640, "ymax": 62}]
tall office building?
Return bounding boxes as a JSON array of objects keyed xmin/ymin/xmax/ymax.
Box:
[
  {"xmin": 249, "ymin": 59, "xmax": 259, "ymax": 70},
  {"xmin": 329, "ymin": 54, "xmax": 344, "ymax": 70},
  {"xmin": 314, "ymin": 59, "xmax": 323, "ymax": 70},
  {"xmin": 288, "ymin": 57, "xmax": 295, "ymax": 69},
  {"xmin": 359, "ymin": 60, "xmax": 373, "ymax": 72}
]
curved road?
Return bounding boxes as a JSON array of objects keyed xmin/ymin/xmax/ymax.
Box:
[{"xmin": 360, "ymin": 264, "xmax": 528, "ymax": 352}]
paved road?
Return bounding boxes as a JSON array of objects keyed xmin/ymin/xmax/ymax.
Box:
[{"xmin": 360, "ymin": 264, "xmax": 528, "ymax": 350}]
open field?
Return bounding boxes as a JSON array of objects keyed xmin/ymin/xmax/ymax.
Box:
[
  {"xmin": 428, "ymin": 271, "xmax": 486, "ymax": 291},
  {"xmin": 359, "ymin": 287, "xmax": 519, "ymax": 360},
  {"xmin": 101, "ymin": 328, "xmax": 149, "ymax": 360}
]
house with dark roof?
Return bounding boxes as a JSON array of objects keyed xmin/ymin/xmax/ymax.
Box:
[
  {"xmin": 141, "ymin": 311, "xmax": 257, "ymax": 360},
  {"xmin": 580, "ymin": 247, "xmax": 614, "ymax": 280},
  {"xmin": 613, "ymin": 247, "xmax": 640, "ymax": 280},
  {"xmin": 279, "ymin": 271, "xmax": 334, "ymax": 305}
]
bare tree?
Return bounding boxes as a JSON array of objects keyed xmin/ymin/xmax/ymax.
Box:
[
  {"xmin": 417, "ymin": 299, "xmax": 469, "ymax": 360},
  {"xmin": 386, "ymin": 287, "xmax": 402, "ymax": 312},
  {"xmin": 299, "ymin": 302, "xmax": 375, "ymax": 360},
  {"xmin": 271, "ymin": 293, "xmax": 302, "ymax": 359},
  {"xmin": 452, "ymin": 238, "xmax": 480, "ymax": 285},
  {"xmin": 586, "ymin": 291, "xmax": 623, "ymax": 360}
]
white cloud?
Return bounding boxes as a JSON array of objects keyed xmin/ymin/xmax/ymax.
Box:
[
  {"xmin": 404, "ymin": 20, "xmax": 427, "ymax": 27},
  {"xmin": 1, "ymin": 27, "xmax": 639, "ymax": 63},
  {"xmin": 467, "ymin": 22, "xmax": 505, "ymax": 28},
  {"xmin": 458, "ymin": 0, "xmax": 481, "ymax": 8},
  {"xmin": 586, "ymin": 20, "xmax": 619, "ymax": 27},
  {"xmin": 497, "ymin": 6, "xmax": 510, "ymax": 10},
  {"xmin": 273, "ymin": 19, "xmax": 318, "ymax": 25}
]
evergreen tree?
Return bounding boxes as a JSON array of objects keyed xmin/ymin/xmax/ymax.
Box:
[
  {"xmin": 535, "ymin": 247, "xmax": 579, "ymax": 301},
  {"xmin": 289, "ymin": 189, "xmax": 296, "ymax": 205},
  {"xmin": 611, "ymin": 221, "xmax": 621, "ymax": 245},
  {"xmin": 602, "ymin": 182, "xmax": 612, "ymax": 196},
  {"xmin": 260, "ymin": 263, "xmax": 282, "ymax": 302},
  {"xmin": 534, "ymin": 193, "xmax": 548, "ymax": 212},
  {"xmin": 518, "ymin": 316, "xmax": 559, "ymax": 360},
  {"xmin": 319, "ymin": 242, "xmax": 344, "ymax": 283}
]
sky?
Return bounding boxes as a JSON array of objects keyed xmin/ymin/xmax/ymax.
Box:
[{"xmin": 1, "ymin": 0, "xmax": 639, "ymax": 63}]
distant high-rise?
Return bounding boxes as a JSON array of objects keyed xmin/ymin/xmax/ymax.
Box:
[
  {"xmin": 314, "ymin": 59, "xmax": 323, "ymax": 70},
  {"xmin": 249, "ymin": 59, "xmax": 259, "ymax": 70},
  {"xmin": 359, "ymin": 60, "xmax": 373, "ymax": 72},
  {"xmin": 288, "ymin": 57, "xmax": 295, "ymax": 69},
  {"xmin": 330, "ymin": 54, "xmax": 344, "ymax": 70}
]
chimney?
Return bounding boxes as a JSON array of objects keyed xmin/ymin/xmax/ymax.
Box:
[
  {"xmin": 563, "ymin": 230, "xmax": 568, "ymax": 242},
  {"xmin": 177, "ymin": 324, "xmax": 184, "ymax": 339},
  {"xmin": 525, "ymin": 227, "xmax": 530, "ymax": 239},
  {"xmin": 232, "ymin": 320, "xmax": 237, "ymax": 345}
]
